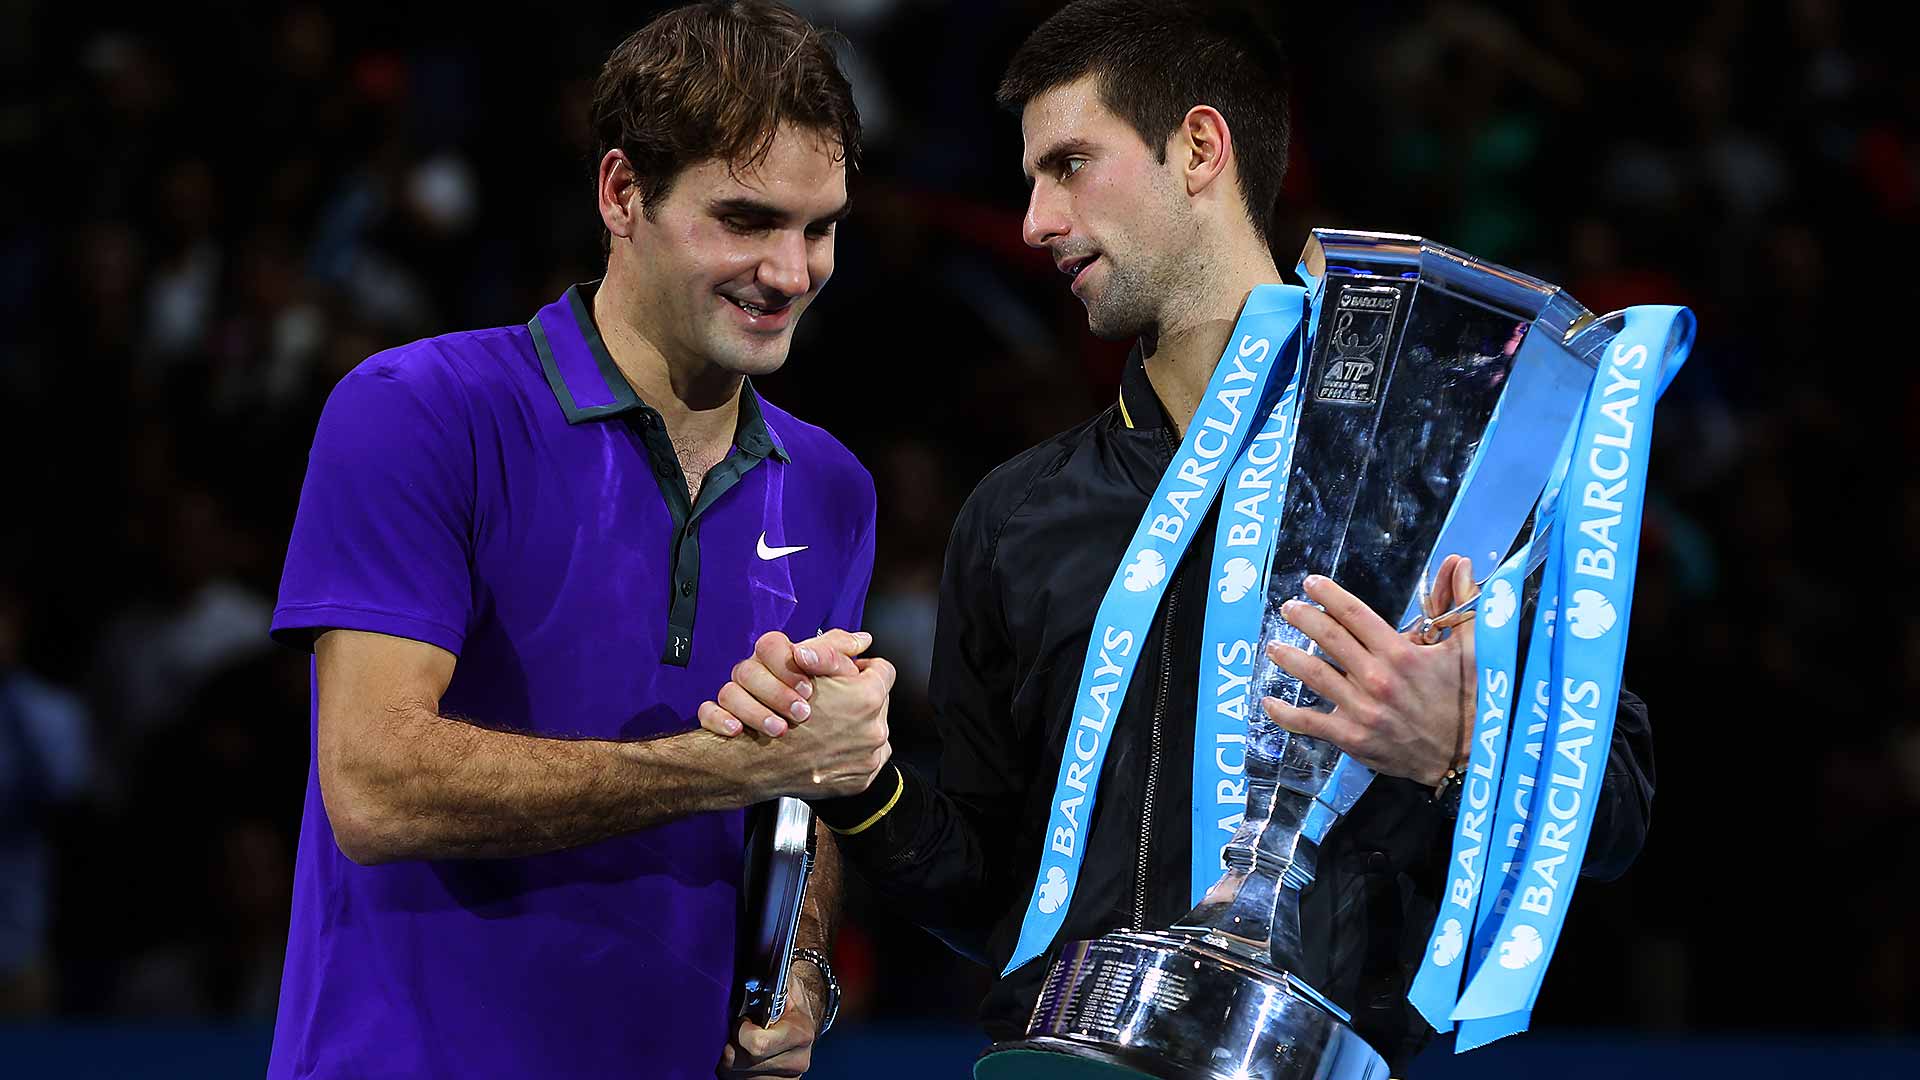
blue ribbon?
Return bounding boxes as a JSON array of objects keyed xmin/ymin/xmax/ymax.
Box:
[
  {"xmin": 1192, "ymin": 367, "xmax": 1304, "ymax": 905},
  {"xmin": 1450, "ymin": 306, "xmax": 1695, "ymax": 1046},
  {"xmin": 1004, "ymin": 285, "xmax": 1308, "ymax": 975},
  {"xmin": 1408, "ymin": 399, "xmax": 1585, "ymax": 1030}
]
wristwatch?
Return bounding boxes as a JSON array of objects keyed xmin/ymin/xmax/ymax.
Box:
[{"xmin": 790, "ymin": 947, "xmax": 841, "ymax": 1034}]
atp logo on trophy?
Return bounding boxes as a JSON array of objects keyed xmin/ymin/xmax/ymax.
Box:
[{"xmin": 1316, "ymin": 285, "xmax": 1399, "ymax": 405}]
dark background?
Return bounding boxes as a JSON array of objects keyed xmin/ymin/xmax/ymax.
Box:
[{"xmin": 2, "ymin": 0, "xmax": 1916, "ymax": 1074}]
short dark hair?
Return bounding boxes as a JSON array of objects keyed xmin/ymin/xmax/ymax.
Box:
[
  {"xmin": 997, "ymin": 0, "xmax": 1290, "ymax": 241},
  {"xmin": 591, "ymin": 1, "xmax": 861, "ymax": 225}
]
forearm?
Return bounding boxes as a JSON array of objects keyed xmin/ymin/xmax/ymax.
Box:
[
  {"xmin": 811, "ymin": 763, "xmax": 1011, "ymax": 962},
  {"xmin": 795, "ymin": 817, "xmax": 842, "ymax": 954},
  {"xmin": 327, "ymin": 708, "xmax": 763, "ymax": 863}
]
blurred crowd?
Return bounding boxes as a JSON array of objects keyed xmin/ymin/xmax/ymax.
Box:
[{"xmin": 2, "ymin": 0, "xmax": 1916, "ymax": 1039}]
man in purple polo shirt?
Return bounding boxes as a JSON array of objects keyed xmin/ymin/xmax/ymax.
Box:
[{"xmin": 266, "ymin": 4, "xmax": 891, "ymax": 1077}]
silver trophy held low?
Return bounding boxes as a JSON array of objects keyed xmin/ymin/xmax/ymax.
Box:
[
  {"xmin": 978, "ymin": 230, "xmax": 1606, "ymax": 1080},
  {"xmin": 738, "ymin": 796, "xmax": 817, "ymax": 1026}
]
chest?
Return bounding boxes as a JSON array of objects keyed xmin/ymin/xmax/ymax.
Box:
[{"xmin": 449, "ymin": 425, "xmax": 837, "ymax": 737}]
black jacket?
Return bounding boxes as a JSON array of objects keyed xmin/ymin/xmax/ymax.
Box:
[{"xmin": 819, "ymin": 350, "xmax": 1654, "ymax": 1071}]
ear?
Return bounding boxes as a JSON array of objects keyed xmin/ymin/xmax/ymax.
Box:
[
  {"xmin": 597, "ymin": 150, "xmax": 641, "ymax": 242},
  {"xmin": 1174, "ymin": 105, "xmax": 1233, "ymax": 200}
]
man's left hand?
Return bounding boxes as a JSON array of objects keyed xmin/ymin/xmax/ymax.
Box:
[
  {"xmin": 717, "ymin": 961, "xmax": 826, "ymax": 1078},
  {"xmin": 1260, "ymin": 554, "xmax": 1479, "ymax": 786}
]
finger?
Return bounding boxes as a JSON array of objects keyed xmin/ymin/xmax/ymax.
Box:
[
  {"xmin": 858, "ymin": 655, "xmax": 898, "ymax": 694},
  {"xmin": 1426, "ymin": 554, "xmax": 1460, "ymax": 619},
  {"xmin": 736, "ymin": 1014, "xmax": 808, "ymax": 1060},
  {"xmin": 806, "ymin": 628, "xmax": 872, "ymax": 662},
  {"xmin": 733, "ymin": 657, "xmax": 814, "ymax": 728},
  {"xmin": 719, "ymin": 681, "xmax": 788, "ymax": 738},
  {"xmin": 1451, "ymin": 555, "xmax": 1478, "ymax": 660},
  {"xmin": 1301, "ymin": 574, "xmax": 1403, "ymax": 654},
  {"xmin": 1265, "ymin": 639, "xmax": 1363, "ymax": 713},
  {"xmin": 1452, "ymin": 555, "xmax": 1479, "ymax": 603},
  {"xmin": 791, "ymin": 642, "xmax": 859, "ymax": 679},
  {"xmin": 1279, "ymin": 598, "xmax": 1385, "ymax": 688},
  {"xmin": 752, "ymin": 631, "xmax": 815, "ymax": 692},
  {"xmin": 1261, "ymin": 696, "xmax": 1368, "ymax": 757},
  {"xmin": 697, "ymin": 700, "xmax": 743, "ymax": 737}
]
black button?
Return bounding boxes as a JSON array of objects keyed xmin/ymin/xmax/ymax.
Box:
[
  {"xmin": 654, "ymin": 461, "xmax": 671, "ymax": 478},
  {"xmin": 680, "ymin": 580, "xmax": 694, "ymax": 597}
]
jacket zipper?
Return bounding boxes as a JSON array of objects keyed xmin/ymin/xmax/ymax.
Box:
[
  {"xmin": 1135, "ymin": 423, "xmax": 1186, "ymax": 930},
  {"xmin": 1134, "ymin": 575, "xmax": 1180, "ymax": 929}
]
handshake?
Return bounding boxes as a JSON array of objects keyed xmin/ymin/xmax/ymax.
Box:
[{"xmin": 700, "ymin": 630, "xmax": 896, "ymax": 800}]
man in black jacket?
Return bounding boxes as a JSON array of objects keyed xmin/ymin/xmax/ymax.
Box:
[{"xmin": 699, "ymin": 1, "xmax": 1653, "ymax": 1070}]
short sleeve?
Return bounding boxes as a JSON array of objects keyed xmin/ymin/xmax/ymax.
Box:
[{"xmin": 270, "ymin": 358, "xmax": 475, "ymax": 655}]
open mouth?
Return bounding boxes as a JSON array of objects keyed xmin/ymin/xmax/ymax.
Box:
[
  {"xmin": 725, "ymin": 296, "xmax": 791, "ymax": 318},
  {"xmin": 1061, "ymin": 254, "xmax": 1100, "ymax": 291},
  {"xmin": 722, "ymin": 294, "xmax": 797, "ymax": 329}
]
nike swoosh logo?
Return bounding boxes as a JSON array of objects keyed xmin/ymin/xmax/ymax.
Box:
[{"xmin": 757, "ymin": 533, "xmax": 809, "ymax": 560}]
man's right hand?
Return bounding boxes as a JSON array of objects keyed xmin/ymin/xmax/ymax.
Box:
[
  {"xmin": 701, "ymin": 630, "xmax": 869, "ymax": 737},
  {"xmin": 701, "ymin": 630, "xmax": 896, "ymax": 799}
]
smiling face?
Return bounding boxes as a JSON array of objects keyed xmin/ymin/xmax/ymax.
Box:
[
  {"xmin": 613, "ymin": 123, "xmax": 849, "ymax": 378},
  {"xmin": 1020, "ymin": 75, "xmax": 1200, "ymax": 341}
]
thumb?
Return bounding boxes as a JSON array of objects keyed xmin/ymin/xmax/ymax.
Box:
[{"xmin": 795, "ymin": 632, "xmax": 866, "ymax": 677}]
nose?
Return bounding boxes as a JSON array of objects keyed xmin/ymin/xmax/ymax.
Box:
[
  {"xmin": 1023, "ymin": 181, "xmax": 1069, "ymax": 250},
  {"xmin": 758, "ymin": 231, "xmax": 810, "ymax": 299}
]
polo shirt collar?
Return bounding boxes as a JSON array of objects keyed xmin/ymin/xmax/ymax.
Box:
[{"xmin": 530, "ymin": 280, "xmax": 789, "ymax": 463}]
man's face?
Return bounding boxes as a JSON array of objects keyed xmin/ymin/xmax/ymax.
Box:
[
  {"xmin": 624, "ymin": 124, "xmax": 848, "ymax": 377},
  {"xmin": 1020, "ymin": 76, "xmax": 1195, "ymax": 340}
]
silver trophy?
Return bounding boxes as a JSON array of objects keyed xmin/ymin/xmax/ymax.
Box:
[{"xmin": 977, "ymin": 230, "xmax": 1610, "ymax": 1079}]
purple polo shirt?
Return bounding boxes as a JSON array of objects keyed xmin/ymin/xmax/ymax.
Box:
[{"xmin": 267, "ymin": 282, "xmax": 876, "ymax": 1078}]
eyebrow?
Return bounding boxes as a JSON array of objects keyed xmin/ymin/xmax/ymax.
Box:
[
  {"xmin": 710, "ymin": 196, "xmax": 853, "ymax": 228},
  {"xmin": 1025, "ymin": 138, "xmax": 1095, "ymax": 187}
]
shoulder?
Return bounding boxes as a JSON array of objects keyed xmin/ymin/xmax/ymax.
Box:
[
  {"xmin": 953, "ymin": 406, "xmax": 1117, "ymax": 548},
  {"xmin": 756, "ymin": 394, "xmax": 875, "ymax": 503},
  {"xmin": 318, "ymin": 324, "xmax": 537, "ymax": 444},
  {"xmin": 338, "ymin": 324, "xmax": 532, "ymax": 409}
]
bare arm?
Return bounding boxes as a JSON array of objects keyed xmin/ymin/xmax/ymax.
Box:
[
  {"xmin": 795, "ymin": 817, "xmax": 842, "ymax": 955},
  {"xmin": 317, "ymin": 628, "xmax": 891, "ymax": 865},
  {"xmin": 788, "ymin": 818, "xmax": 841, "ymax": 1010}
]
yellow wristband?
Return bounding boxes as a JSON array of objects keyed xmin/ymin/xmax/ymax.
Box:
[{"xmin": 829, "ymin": 767, "xmax": 904, "ymax": 836}]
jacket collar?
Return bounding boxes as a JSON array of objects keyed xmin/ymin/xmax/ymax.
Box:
[{"xmin": 1116, "ymin": 342, "xmax": 1175, "ymax": 434}]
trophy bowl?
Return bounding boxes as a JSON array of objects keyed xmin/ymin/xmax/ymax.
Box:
[{"xmin": 977, "ymin": 931, "xmax": 1387, "ymax": 1080}]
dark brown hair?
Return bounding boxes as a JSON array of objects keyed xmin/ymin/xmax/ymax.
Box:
[
  {"xmin": 591, "ymin": 1, "xmax": 861, "ymax": 227},
  {"xmin": 997, "ymin": 0, "xmax": 1290, "ymax": 241}
]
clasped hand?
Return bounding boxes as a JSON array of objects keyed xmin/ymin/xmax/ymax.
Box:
[{"xmin": 700, "ymin": 629, "xmax": 895, "ymax": 799}]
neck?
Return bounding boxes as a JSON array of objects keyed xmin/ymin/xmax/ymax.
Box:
[
  {"xmin": 1141, "ymin": 238, "xmax": 1282, "ymax": 437},
  {"xmin": 593, "ymin": 265, "xmax": 743, "ymax": 451}
]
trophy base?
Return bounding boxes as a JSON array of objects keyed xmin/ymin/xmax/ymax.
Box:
[{"xmin": 974, "ymin": 930, "xmax": 1388, "ymax": 1080}]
